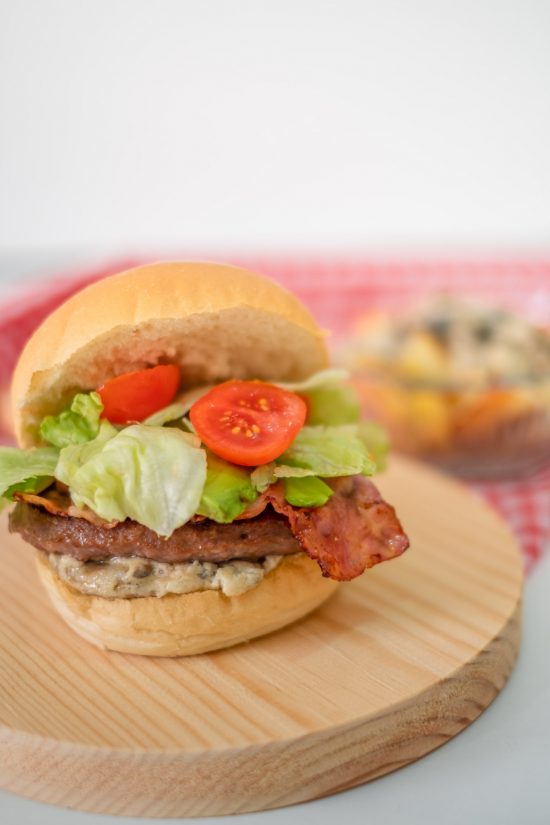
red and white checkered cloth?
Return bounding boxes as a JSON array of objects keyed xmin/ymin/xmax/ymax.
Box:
[
  {"xmin": 1, "ymin": 257, "xmax": 548, "ymax": 572},
  {"xmin": 473, "ymin": 469, "xmax": 550, "ymax": 574}
]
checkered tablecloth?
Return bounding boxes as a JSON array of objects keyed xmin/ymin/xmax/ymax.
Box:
[{"xmin": 1, "ymin": 257, "xmax": 548, "ymax": 572}]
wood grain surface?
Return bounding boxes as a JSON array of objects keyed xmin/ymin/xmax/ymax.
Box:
[{"xmin": 0, "ymin": 456, "xmax": 523, "ymax": 818}]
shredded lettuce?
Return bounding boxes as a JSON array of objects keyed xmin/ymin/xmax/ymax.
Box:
[
  {"xmin": 0, "ymin": 446, "xmax": 59, "ymax": 500},
  {"xmin": 56, "ymin": 424, "xmax": 206, "ymax": 536},
  {"xmin": 40, "ymin": 392, "xmax": 103, "ymax": 448},
  {"xmin": 283, "ymin": 476, "xmax": 333, "ymax": 507},
  {"xmin": 197, "ymin": 453, "xmax": 258, "ymax": 523},
  {"xmin": 278, "ymin": 425, "xmax": 376, "ymax": 477}
]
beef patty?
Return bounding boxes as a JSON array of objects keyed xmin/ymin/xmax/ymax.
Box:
[{"xmin": 9, "ymin": 502, "xmax": 301, "ymax": 564}]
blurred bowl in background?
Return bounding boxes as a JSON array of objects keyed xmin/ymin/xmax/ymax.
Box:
[{"xmin": 340, "ymin": 295, "xmax": 550, "ymax": 480}]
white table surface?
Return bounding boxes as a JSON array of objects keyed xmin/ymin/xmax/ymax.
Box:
[{"xmin": 0, "ymin": 256, "xmax": 548, "ymax": 824}]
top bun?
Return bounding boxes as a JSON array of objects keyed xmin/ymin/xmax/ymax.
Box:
[{"xmin": 12, "ymin": 262, "xmax": 328, "ymax": 447}]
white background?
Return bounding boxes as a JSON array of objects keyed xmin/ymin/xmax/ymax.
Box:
[{"xmin": 1, "ymin": 0, "xmax": 550, "ymax": 256}]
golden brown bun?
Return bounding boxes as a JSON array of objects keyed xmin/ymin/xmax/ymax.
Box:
[
  {"xmin": 12, "ymin": 261, "xmax": 328, "ymax": 447},
  {"xmin": 35, "ymin": 553, "xmax": 339, "ymax": 657}
]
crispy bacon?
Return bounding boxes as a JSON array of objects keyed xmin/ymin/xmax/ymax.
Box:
[
  {"xmin": 14, "ymin": 488, "xmax": 118, "ymax": 529},
  {"xmin": 234, "ymin": 493, "xmax": 273, "ymax": 520},
  {"xmin": 14, "ymin": 489, "xmax": 69, "ymax": 516},
  {"xmin": 266, "ymin": 476, "xmax": 409, "ymax": 580}
]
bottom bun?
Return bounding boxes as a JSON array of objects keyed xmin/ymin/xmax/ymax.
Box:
[{"xmin": 35, "ymin": 553, "xmax": 340, "ymax": 657}]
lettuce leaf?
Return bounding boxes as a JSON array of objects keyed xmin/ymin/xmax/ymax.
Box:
[
  {"xmin": 250, "ymin": 462, "xmax": 333, "ymax": 506},
  {"xmin": 358, "ymin": 421, "xmax": 389, "ymax": 472},
  {"xmin": 277, "ymin": 368, "xmax": 361, "ymax": 426},
  {"xmin": 303, "ymin": 382, "xmax": 361, "ymax": 426},
  {"xmin": 276, "ymin": 369, "xmax": 349, "ymax": 392},
  {"xmin": 143, "ymin": 385, "xmax": 214, "ymax": 427},
  {"xmin": 144, "ymin": 402, "xmax": 186, "ymax": 427},
  {"xmin": 197, "ymin": 453, "xmax": 257, "ymax": 523},
  {"xmin": 40, "ymin": 392, "xmax": 103, "ymax": 448},
  {"xmin": 0, "ymin": 446, "xmax": 59, "ymax": 500},
  {"xmin": 278, "ymin": 425, "xmax": 376, "ymax": 477},
  {"xmin": 251, "ymin": 460, "xmax": 321, "ymax": 490},
  {"xmin": 56, "ymin": 424, "xmax": 206, "ymax": 536},
  {"xmin": 178, "ymin": 385, "xmax": 214, "ymax": 414},
  {"xmin": 283, "ymin": 476, "xmax": 333, "ymax": 508},
  {"xmin": 251, "ymin": 422, "xmax": 377, "ymax": 506},
  {"xmin": 250, "ymin": 462, "xmax": 276, "ymax": 492},
  {"xmin": 4, "ymin": 475, "xmax": 54, "ymax": 499},
  {"xmin": 55, "ymin": 420, "xmax": 119, "ymax": 482}
]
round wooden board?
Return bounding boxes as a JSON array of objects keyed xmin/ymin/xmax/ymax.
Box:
[{"xmin": 0, "ymin": 456, "xmax": 522, "ymax": 818}]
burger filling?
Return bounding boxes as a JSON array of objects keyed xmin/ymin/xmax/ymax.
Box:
[
  {"xmin": 46, "ymin": 552, "xmax": 285, "ymax": 598},
  {"xmin": 2, "ymin": 368, "xmax": 409, "ymax": 598}
]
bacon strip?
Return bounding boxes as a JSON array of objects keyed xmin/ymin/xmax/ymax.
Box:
[
  {"xmin": 14, "ymin": 489, "xmax": 69, "ymax": 516},
  {"xmin": 266, "ymin": 476, "xmax": 409, "ymax": 580},
  {"xmin": 14, "ymin": 489, "xmax": 119, "ymax": 529}
]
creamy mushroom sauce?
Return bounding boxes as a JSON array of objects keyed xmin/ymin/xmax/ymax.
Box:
[{"xmin": 47, "ymin": 552, "xmax": 286, "ymax": 598}]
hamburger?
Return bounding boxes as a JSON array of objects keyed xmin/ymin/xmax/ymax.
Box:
[{"xmin": 1, "ymin": 262, "xmax": 409, "ymax": 656}]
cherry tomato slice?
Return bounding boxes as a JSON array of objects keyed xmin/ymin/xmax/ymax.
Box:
[
  {"xmin": 189, "ymin": 380, "xmax": 307, "ymax": 466},
  {"xmin": 98, "ymin": 365, "xmax": 181, "ymax": 424}
]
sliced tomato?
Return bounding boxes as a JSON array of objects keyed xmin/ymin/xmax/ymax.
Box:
[
  {"xmin": 189, "ymin": 380, "xmax": 307, "ymax": 466},
  {"xmin": 98, "ymin": 365, "xmax": 181, "ymax": 424}
]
